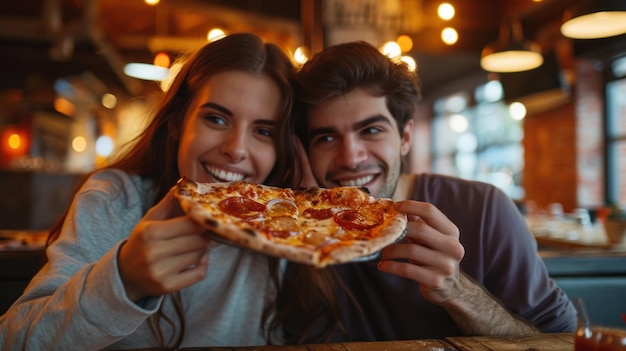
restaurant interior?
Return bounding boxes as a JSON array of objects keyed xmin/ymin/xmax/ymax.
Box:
[{"xmin": 0, "ymin": 0, "xmax": 625, "ymax": 332}]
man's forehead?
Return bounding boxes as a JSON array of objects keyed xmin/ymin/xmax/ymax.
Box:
[{"xmin": 307, "ymin": 90, "xmax": 393, "ymax": 128}]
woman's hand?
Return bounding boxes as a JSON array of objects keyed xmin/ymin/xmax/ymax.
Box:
[
  {"xmin": 118, "ymin": 188, "xmax": 210, "ymax": 301},
  {"xmin": 377, "ymin": 200, "xmax": 466, "ymax": 305}
]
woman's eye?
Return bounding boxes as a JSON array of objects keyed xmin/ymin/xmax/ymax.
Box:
[
  {"xmin": 255, "ymin": 127, "xmax": 274, "ymax": 138},
  {"xmin": 204, "ymin": 115, "xmax": 227, "ymax": 126}
]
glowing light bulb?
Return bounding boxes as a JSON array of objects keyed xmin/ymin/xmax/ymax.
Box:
[
  {"xmin": 442, "ymin": 27, "xmax": 458, "ymax": 45},
  {"xmin": 72, "ymin": 136, "xmax": 87, "ymax": 153},
  {"xmin": 380, "ymin": 41, "xmax": 402, "ymax": 59},
  {"xmin": 438, "ymin": 3, "xmax": 455, "ymax": 21},
  {"xmin": 207, "ymin": 28, "xmax": 225, "ymax": 42}
]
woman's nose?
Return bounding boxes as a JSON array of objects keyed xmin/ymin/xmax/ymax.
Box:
[{"xmin": 220, "ymin": 130, "xmax": 248, "ymax": 162}]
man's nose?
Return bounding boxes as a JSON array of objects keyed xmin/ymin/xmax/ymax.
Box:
[
  {"xmin": 220, "ymin": 129, "xmax": 248, "ymax": 162},
  {"xmin": 336, "ymin": 136, "xmax": 367, "ymax": 169}
]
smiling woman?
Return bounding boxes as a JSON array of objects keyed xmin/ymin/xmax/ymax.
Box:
[{"xmin": 0, "ymin": 33, "xmax": 304, "ymax": 350}]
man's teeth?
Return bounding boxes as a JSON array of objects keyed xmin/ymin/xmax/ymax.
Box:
[
  {"xmin": 206, "ymin": 165, "xmax": 245, "ymax": 181},
  {"xmin": 339, "ymin": 175, "xmax": 374, "ymax": 187}
]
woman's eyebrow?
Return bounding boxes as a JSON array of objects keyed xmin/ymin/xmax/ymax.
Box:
[
  {"xmin": 199, "ymin": 102, "xmax": 233, "ymax": 116},
  {"xmin": 256, "ymin": 119, "xmax": 276, "ymax": 126}
]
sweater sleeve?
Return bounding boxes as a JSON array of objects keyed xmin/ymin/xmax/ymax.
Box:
[
  {"xmin": 475, "ymin": 185, "xmax": 577, "ymax": 332},
  {"xmin": 0, "ymin": 170, "xmax": 163, "ymax": 350}
]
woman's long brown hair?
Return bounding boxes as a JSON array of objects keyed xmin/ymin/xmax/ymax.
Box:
[{"xmin": 45, "ymin": 32, "xmax": 301, "ymax": 348}]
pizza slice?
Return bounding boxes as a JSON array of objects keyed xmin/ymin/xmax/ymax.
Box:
[{"xmin": 175, "ymin": 178, "xmax": 407, "ymax": 268}]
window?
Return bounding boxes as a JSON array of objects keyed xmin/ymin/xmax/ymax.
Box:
[
  {"xmin": 431, "ymin": 81, "xmax": 524, "ymax": 200},
  {"xmin": 606, "ymin": 72, "xmax": 626, "ymax": 205}
]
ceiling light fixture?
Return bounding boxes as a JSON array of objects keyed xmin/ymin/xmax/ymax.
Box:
[
  {"xmin": 124, "ymin": 4, "xmax": 170, "ymax": 81},
  {"xmin": 480, "ymin": 19, "xmax": 543, "ymax": 73},
  {"xmin": 561, "ymin": 0, "xmax": 626, "ymax": 39},
  {"xmin": 124, "ymin": 60, "xmax": 170, "ymax": 81}
]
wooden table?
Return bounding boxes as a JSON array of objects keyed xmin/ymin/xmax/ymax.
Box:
[{"xmin": 180, "ymin": 333, "xmax": 575, "ymax": 351}]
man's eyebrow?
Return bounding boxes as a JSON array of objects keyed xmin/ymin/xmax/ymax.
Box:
[
  {"xmin": 353, "ymin": 115, "xmax": 392, "ymax": 130},
  {"xmin": 309, "ymin": 115, "xmax": 393, "ymax": 138}
]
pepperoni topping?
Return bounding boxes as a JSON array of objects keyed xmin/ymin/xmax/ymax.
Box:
[
  {"xmin": 334, "ymin": 208, "xmax": 382, "ymax": 230},
  {"xmin": 302, "ymin": 208, "xmax": 334, "ymax": 220},
  {"xmin": 218, "ymin": 197, "xmax": 266, "ymax": 219}
]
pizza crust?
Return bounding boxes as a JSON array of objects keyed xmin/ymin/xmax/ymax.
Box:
[
  {"xmin": 323, "ymin": 214, "xmax": 407, "ymax": 266},
  {"xmin": 175, "ymin": 178, "xmax": 408, "ymax": 268}
]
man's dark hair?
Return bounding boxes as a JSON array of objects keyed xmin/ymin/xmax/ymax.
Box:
[{"xmin": 294, "ymin": 40, "xmax": 421, "ymax": 146}]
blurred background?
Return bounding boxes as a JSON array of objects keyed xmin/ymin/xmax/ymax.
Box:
[
  {"xmin": 0, "ymin": 0, "xmax": 624, "ymax": 229},
  {"xmin": 1, "ymin": 0, "xmax": 626, "ymax": 327}
]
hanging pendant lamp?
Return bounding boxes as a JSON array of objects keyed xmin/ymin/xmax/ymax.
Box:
[
  {"xmin": 480, "ymin": 19, "xmax": 543, "ymax": 73},
  {"xmin": 561, "ymin": 0, "xmax": 626, "ymax": 39}
]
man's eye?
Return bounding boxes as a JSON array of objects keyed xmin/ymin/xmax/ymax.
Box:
[
  {"xmin": 362, "ymin": 126, "xmax": 383, "ymax": 135},
  {"xmin": 313, "ymin": 135, "xmax": 335, "ymax": 144}
]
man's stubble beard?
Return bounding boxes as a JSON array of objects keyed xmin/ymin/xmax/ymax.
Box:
[{"xmin": 375, "ymin": 153, "xmax": 403, "ymax": 199}]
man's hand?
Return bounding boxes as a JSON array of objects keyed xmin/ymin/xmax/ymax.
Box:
[
  {"xmin": 377, "ymin": 200, "xmax": 538, "ymax": 336},
  {"xmin": 377, "ymin": 200, "xmax": 465, "ymax": 305}
]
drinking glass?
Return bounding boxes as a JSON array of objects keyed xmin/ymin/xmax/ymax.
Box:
[{"xmin": 574, "ymin": 298, "xmax": 626, "ymax": 351}]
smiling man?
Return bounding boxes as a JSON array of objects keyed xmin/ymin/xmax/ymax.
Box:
[{"xmin": 276, "ymin": 41, "xmax": 577, "ymax": 343}]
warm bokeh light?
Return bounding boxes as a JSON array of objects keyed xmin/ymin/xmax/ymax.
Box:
[
  {"xmin": 207, "ymin": 28, "xmax": 226, "ymax": 42},
  {"xmin": 1, "ymin": 127, "xmax": 29, "ymax": 157},
  {"xmin": 380, "ymin": 41, "xmax": 402, "ymax": 59},
  {"xmin": 400, "ymin": 55, "xmax": 417, "ymax": 71},
  {"xmin": 101, "ymin": 93, "xmax": 117, "ymax": 109},
  {"xmin": 54, "ymin": 96, "xmax": 75, "ymax": 116},
  {"xmin": 72, "ymin": 136, "xmax": 87, "ymax": 153},
  {"xmin": 144, "ymin": 0, "xmax": 159, "ymax": 5},
  {"xmin": 438, "ymin": 3, "xmax": 455, "ymax": 21},
  {"xmin": 441, "ymin": 27, "xmax": 458, "ymax": 45},
  {"xmin": 509, "ymin": 102, "xmax": 527, "ymax": 120},
  {"xmin": 396, "ymin": 34, "xmax": 413, "ymax": 52},
  {"xmin": 8, "ymin": 133, "xmax": 21, "ymax": 150},
  {"xmin": 294, "ymin": 46, "xmax": 309, "ymax": 65},
  {"xmin": 153, "ymin": 52, "xmax": 170, "ymax": 68}
]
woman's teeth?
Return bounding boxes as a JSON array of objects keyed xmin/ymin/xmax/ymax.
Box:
[{"xmin": 205, "ymin": 165, "xmax": 245, "ymax": 182}]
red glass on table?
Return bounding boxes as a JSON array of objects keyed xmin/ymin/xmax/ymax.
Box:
[{"xmin": 574, "ymin": 299, "xmax": 626, "ymax": 351}]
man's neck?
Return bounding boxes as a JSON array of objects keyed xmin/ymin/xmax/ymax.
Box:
[{"xmin": 392, "ymin": 173, "xmax": 417, "ymax": 201}]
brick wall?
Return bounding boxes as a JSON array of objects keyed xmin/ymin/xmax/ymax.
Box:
[
  {"xmin": 523, "ymin": 59, "xmax": 605, "ymax": 213},
  {"xmin": 523, "ymin": 102, "xmax": 578, "ymax": 212}
]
